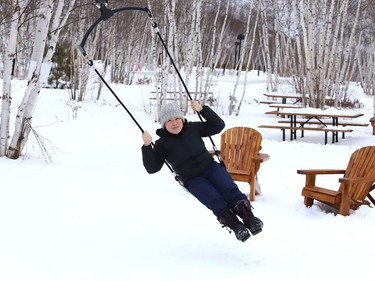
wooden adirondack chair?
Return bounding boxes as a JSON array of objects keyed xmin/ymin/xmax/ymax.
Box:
[
  {"xmin": 218, "ymin": 127, "xmax": 270, "ymax": 201},
  {"xmin": 298, "ymin": 146, "xmax": 375, "ymax": 216}
]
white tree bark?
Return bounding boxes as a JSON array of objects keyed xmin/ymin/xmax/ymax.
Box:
[
  {"xmin": 291, "ymin": 0, "xmax": 305, "ymax": 99},
  {"xmin": 287, "ymin": 0, "xmax": 363, "ymax": 109},
  {"xmin": 183, "ymin": 0, "xmax": 198, "ymax": 91},
  {"xmin": 272, "ymin": 0, "xmax": 281, "ymax": 78},
  {"xmin": 326, "ymin": 1, "xmax": 345, "ymax": 100},
  {"xmin": 194, "ymin": 0, "xmax": 204, "ymax": 103},
  {"xmin": 335, "ymin": 1, "xmax": 361, "ymax": 102},
  {"xmin": 234, "ymin": 0, "xmax": 258, "ymax": 116},
  {"xmin": 318, "ymin": 0, "xmax": 335, "ymax": 103},
  {"xmin": 259, "ymin": 0, "xmax": 275, "ymax": 92},
  {"xmin": 0, "ymin": 0, "xmax": 27, "ymax": 156},
  {"xmin": 299, "ymin": 0, "xmax": 315, "ymax": 103},
  {"xmin": 7, "ymin": 0, "xmax": 76, "ymax": 159},
  {"xmin": 203, "ymin": 0, "xmax": 230, "ymax": 100},
  {"xmin": 358, "ymin": 36, "xmax": 375, "ymax": 101}
]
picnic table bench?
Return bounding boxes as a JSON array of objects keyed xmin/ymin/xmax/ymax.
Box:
[
  {"xmin": 278, "ymin": 119, "xmax": 368, "ymax": 127},
  {"xmin": 260, "ymin": 109, "xmax": 364, "ymax": 144},
  {"xmin": 260, "ymin": 93, "xmax": 335, "ymax": 106},
  {"xmin": 259, "ymin": 100, "xmax": 278, "ymax": 105},
  {"xmin": 258, "ymin": 124, "xmax": 353, "ymax": 144},
  {"xmin": 268, "ymin": 103, "xmax": 303, "ymax": 112},
  {"xmin": 277, "ymin": 119, "xmax": 368, "ymax": 139},
  {"xmin": 262, "ymin": 93, "xmax": 303, "ymax": 104}
]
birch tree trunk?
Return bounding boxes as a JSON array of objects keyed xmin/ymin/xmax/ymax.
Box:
[
  {"xmin": 203, "ymin": 0, "xmax": 230, "ymax": 101},
  {"xmin": 299, "ymin": 0, "xmax": 315, "ymax": 105},
  {"xmin": 7, "ymin": 0, "xmax": 75, "ymax": 159},
  {"xmin": 259, "ymin": 0, "xmax": 275, "ymax": 92},
  {"xmin": 166, "ymin": 0, "xmax": 178, "ymax": 95},
  {"xmin": 206, "ymin": 0, "xmax": 222, "ymax": 74},
  {"xmin": 317, "ymin": 0, "xmax": 335, "ymax": 104},
  {"xmin": 334, "ymin": 1, "xmax": 361, "ymax": 103},
  {"xmin": 272, "ymin": 0, "xmax": 281, "ymax": 78},
  {"xmin": 194, "ymin": 0, "xmax": 204, "ymax": 104},
  {"xmin": 291, "ymin": 0, "xmax": 306, "ymax": 100},
  {"xmin": 358, "ymin": 37, "xmax": 375, "ymax": 99},
  {"xmin": 182, "ymin": 0, "xmax": 198, "ymax": 93},
  {"xmin": 234, "ymin": 0, "xmax": 258, "ymax": 116},
  {"xmin": 288, "ymin": 0, "xmax": 363, "ymax": 109},
  {"xmin": 160, "ymin": 0, "xmax": 173, "ymax": 109},
  {"xmin": 325, "ymin": 1, "xmax": 345, "ymax": 103},
  {"xmin": 0, "ymin": 0, "xmax": 26, "ymax": 156},
  {"xmin": 6, "ymin": 0, "xmax": 54, "ymax": 159}
]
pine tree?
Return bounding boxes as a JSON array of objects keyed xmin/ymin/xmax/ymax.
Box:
[{"xmin": 48, "ymin": 40, "xmax": 72, "ymax": 89}]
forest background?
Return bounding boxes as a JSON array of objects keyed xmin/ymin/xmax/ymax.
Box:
[{"xmin": 0, "ymin": 0, "xmax": 375, "ymax": 160}]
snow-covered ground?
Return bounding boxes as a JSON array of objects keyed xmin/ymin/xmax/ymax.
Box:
[{"xmin": 1, "ymin": 71, "xmax": 374, "ymax": 281}]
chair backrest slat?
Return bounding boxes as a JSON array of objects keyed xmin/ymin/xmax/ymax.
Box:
[
  {"xmin": 220, "ymin": 127, "xmax": 262, "ymax": 171},
  {"xmin": 340, "ymin": 146, "xmax": 375, "ymax": 204}
]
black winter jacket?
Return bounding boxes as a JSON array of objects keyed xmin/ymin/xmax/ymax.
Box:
[{"xmin": 141, "ymin": 106, "xmax": 225, "ymax": 183}]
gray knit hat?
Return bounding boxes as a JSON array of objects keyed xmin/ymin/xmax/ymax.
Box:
[{"xmin": 159, "ymin": 103, "xmax": 185, "ymax": 127}]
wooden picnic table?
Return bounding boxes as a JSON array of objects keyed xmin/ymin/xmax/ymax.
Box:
[
  {"xmin": 261, "ymin": 109, "xmax": 364, "ymax": 144},
  {"xmin": 263, "ymin": 93, "xmax": 303, "ymax": 104},
  {"xmin": 267, "ymin": 109, "xmax": 363, "ymax": 125},
  {"xmin": 262, "ymin": 93, "xmax": 335, "ymax": 106},
  {"xmin": 268, "ymin": 103, "xmax": 302, "ymax": 110}
]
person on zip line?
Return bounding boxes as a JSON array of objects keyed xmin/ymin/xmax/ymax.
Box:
[{"xmin": 141, "ymin": 100, "xmax": 263, "ymax": 242}]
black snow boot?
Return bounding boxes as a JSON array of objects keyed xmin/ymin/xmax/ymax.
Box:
[
  {"xmin": 233, "ymin": 199, "xmax": 263, "ymax": 235},
  {"xmin": 218, "ymin": 208, "xmax": 250, "ymax": 242}
]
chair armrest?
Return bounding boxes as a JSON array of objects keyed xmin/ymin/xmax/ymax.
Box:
[
  {"xmin": 297, "ymin": 169, "xmax": 346, "ymax": 175},
  {"xmin": 298, "ymin": 169, "xmax": 346, "ymax": 187},
  {"xmin": 339, "ymin": 177, "xmax": 375, "ymax": 184},
  {"xmin": 252, "ymin": 153, "xmax": 270, "ymax": 164}
]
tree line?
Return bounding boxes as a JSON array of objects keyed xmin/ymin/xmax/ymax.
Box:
[{"xmin": 1, "ymin": 0, "xmax": 374, "ymax": 159}]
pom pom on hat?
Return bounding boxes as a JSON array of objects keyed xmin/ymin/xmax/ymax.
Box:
[{"xmin": 159, "ymin": 103, "xmax": 185, "ymax": 127}]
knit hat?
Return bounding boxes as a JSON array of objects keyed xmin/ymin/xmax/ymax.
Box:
[{"xmin": 159, "ymin": 103, "xmax": 185, "ymax": 127}]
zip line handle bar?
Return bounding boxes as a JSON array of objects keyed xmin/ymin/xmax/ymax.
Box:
[{"xmin": 78, "ymin": 5, "xmax": 151, "ymax": 57}]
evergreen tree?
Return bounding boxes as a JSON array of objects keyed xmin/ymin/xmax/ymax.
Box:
[{"xmin": 48, "ymin": 40, "xmax": 72, "ymax": 89}]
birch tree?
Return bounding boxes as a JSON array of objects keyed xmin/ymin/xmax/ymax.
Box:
[
  {"xmin": 332, "ymin": 1, "xmax": 361, "ymax": 104},
  {"xmin": 259, "ymin": 0, "xmax": 276, "ymax": 92},
  {"xmin": 231, "ymin": 0, "xmax": 257, "ymax": 115},
  {"xmin": 316, "ymin": 0, "xmax": 336, "ymax": 105},
  {"xmin": 299, "ymin": 0, "xmax": 316, "ymax": 105},
  {"xmin": 6, "ymin": 0, "xmax": 76, "ymax": 159},
  {"xmin": 193, "ymin": 0, "xmax": 204, "ymax": 103},
  {"xmin": 182, "ymin": 0, "xmax": 199, "ymax": 94},
  {"xmin": 271, "ymin": 0, "xmax": 281, "ymax": 78},
  {"xmin": 290, "ymin": 0, "xmax": 306, "ymax": 99},
  {"xmin": 287, "ymin": 0, "xmax": 363, "ymax": 109},
  {"xmin": 0, "ymin": 0, "xmax": 27, "ymax": 156},
  {"xmin": 202, "ymin": 0, "xmax": 231, "ymax": 105},
  {"xmin": 358, "ymin": 37, "xmax": 375, "ymax": 98},
  {"xmin": 235, "ymin": 2, "xmax": 260, "ymax": 116}
]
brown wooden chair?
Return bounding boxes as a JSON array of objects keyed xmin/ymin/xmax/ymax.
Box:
[
  {"xmin": 298, "ymin": 146, "xmax": 375, "ymax": 216},
  {"xmin": 214, "ymin": 127, "xmax": 270, "ymax": 201}
]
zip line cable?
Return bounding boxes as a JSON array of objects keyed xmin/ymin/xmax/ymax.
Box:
[{"xmin": 78, "ymin": 2, "xmax": 224, "ymax": 184}]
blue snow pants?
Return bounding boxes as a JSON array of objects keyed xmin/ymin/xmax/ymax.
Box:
[{"xmin": 184, "ymin": 162, "xmax": 247, "ymax": 218}]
